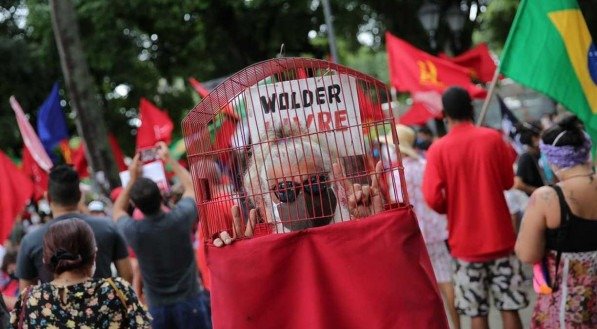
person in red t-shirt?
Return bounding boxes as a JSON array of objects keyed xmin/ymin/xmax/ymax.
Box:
[{"xmin": 422, "ymin": 87, "xmax": 527, "ymax": 329}]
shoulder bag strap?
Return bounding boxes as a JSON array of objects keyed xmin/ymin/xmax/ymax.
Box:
[
  {"xmin": 18, "ymin": 287, "xmax": 31, "ymax": 329},
  {"xmin": 106, "ymin": 278, "xmax": 128, "ymax": 313},
  {"xmin": 551, "ymin": 185, "xmax": 571, "ymax": 291}
]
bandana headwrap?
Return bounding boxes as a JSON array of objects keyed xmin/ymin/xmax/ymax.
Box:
[{"xmin": 539, "ymin": 132, "xmax": 592, "ymax": 168}]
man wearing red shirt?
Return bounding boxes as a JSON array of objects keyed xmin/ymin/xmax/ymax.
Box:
[{"xmin": 423, "ymin": 87, "xmax": 527, "ymax": 329}]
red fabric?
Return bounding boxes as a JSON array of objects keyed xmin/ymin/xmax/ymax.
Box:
[
  {"xmin": 422, "ymin": 122, "xmax": 516, "ymax": 262},
  {"xmin": 357, "ymin": 86, "xmax": 384, "ymax": 122},
  {"xmin": 10, "ymin": 96, "xmax": 53, "ymax": 172},
  {"xmin": 399, "ymin": 102, "xmax": 441, "ymax": 125},
  {"xmin": 207, "ymin": 208, "xmax": 449, "ymax": 329},
  {"xmin": 108, "ymin": 134, "xmax": 127, "ymax": 172},
  {"xmin": 72, "ymin": 143, "xmax": 89, "ymax": 178},
  {"xmin": 189, "ymin": 77, "xmax": 210, "ymax": 98},
  {"xmin": 21, "ymin": 147, "xmax": 48, "ymax": 201},
  {"xmin": 439, "ymin": 44, "xmax": 497, "ymax": 83},
  {"xmin": 136, "ymin": 98, "xmax": 174, "ymax": 149},
  {"xmin": 213, "ymin": 119, "xmax": 237, "ymax": 165},
  {"xmin": 0, "ymin": 151, "xmax": 34, "ymax": 243},
  {"xmin": 71, "ymin": 135, "xmax": 126, "ymax": 178},
  {"xmin": 385, "ymin": 33, "xmax": 486, "ymax": 99}
]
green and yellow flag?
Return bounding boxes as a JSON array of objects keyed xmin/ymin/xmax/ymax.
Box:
[{"xmin": 500, "ymin": 0, "xmax": 597, "ymax": 147}]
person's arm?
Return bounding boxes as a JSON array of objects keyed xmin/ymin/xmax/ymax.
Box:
[
  {"xmin": 515, "ymin": 186, "xmax": 554, "ymax": 263},
  {"xmin": 422, "ymin": 150, "xmax": 447, "ymax": 214},
  {"xmin": 156, "ymin": 141, "xmax": 195, "ymax": 200},
  {"xmin": 513, "ymin": 176, "xmax": 537, "ymax": 195},
  {"xmin": 114, "ymin": 257, "xmax": 133, "ymax": 283},
  {"xmin": 113, "ymin": 154, "xmax": 142, "ymax": 222}
]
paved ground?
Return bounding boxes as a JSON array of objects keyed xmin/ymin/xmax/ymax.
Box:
[{"xmin": 451, "ymin": 265, "xmax": 536, "ymax": 329}]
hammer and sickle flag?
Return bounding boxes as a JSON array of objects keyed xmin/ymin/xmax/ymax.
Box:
[
  {"xmin": 386, "ymin": 32, "xmax": 486, "ymax": 98},
  {"xmin": 500, "ymin": 0, "xmax": 597, "ymax": 150}
]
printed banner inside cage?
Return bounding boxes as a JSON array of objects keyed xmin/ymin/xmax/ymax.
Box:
[{"xmin": 245, "ymin": 74, "xmax": 364, "ymax": 156}]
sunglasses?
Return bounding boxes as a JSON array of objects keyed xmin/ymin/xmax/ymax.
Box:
[{"xmin": 271, "ymin": 175, "xmax": 330, "ymax": 203}]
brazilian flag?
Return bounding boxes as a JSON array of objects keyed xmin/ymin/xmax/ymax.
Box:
[{"xmin": 500, "ymin": 0, "xmax": 597, "ymax": 150}]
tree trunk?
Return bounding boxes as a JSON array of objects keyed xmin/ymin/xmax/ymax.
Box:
[{"xmin": 49, "ymin": 0, "xmax": 120, "ymax": 193}]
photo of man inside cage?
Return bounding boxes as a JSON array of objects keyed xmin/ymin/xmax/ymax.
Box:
[{"xmin": 187, "ymin": 71, "xmax": 403, "ymax": 247}]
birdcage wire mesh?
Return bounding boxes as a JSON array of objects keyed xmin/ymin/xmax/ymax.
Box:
[{"xmin": 183, "ymin": 57, "xmax": 410, "ymax": 243}]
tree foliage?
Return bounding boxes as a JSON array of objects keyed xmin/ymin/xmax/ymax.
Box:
[{"xmin": 3, "ymin": 0, "xmax": 577, "ymax": 160}]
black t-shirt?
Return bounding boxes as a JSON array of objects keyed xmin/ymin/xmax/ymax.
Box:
[
  {"xmin": 16, "ymin": 213, "xmax": 129, "ymax": 283},
  {"xmin": 516, "ymin": 152, "xmax": 544, "ymax": 193}
]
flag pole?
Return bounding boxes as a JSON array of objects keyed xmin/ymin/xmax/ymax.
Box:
[{"xmin": 476, "ymin": 67, "xmax": 500, "ymax": 126}]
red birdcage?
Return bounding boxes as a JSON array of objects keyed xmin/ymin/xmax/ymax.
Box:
[
  {"xmin": 182, "ymin": 58, "xmax": 448, "ymax": 329},
  {"xmin": 183, "ymin": 57, "xmax": 410, "ymax": 242}
]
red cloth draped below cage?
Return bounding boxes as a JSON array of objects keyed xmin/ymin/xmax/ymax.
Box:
[{"xmin": 183, "ymin": 57, "xmax": 449, "ymax": 329}]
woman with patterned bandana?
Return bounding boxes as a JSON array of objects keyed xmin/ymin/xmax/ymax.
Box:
[{"xmin": 516, "ymin": 114, "xmax": 597, "ymax": 328}]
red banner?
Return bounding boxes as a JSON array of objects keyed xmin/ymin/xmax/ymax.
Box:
[
  {"xmin": 136, "ymin": 98, "xmax": 174, "ymax": 149},
  {"xmin": 440, "ymin": 43, "xmax": 497, "ymax": 83},
  {"xmin": 386, "ymin": 33, "xmax": 486, "ymax": 98},
  {"xmin": 207, "ymin": 208, "xmax": 449, "ymax": 329},
  {"xmin": 0, "ymin": 151, "xmax": 33, "ymax": 243}
]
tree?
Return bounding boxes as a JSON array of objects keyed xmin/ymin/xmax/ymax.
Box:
[{"xmin": 50, "ymin": 0, "xmax": 120, "ymax": 191}]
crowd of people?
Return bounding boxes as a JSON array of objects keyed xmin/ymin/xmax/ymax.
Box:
[{"xmin": 1, "ymin": 85, "xmax": 595, "ymax": 329}]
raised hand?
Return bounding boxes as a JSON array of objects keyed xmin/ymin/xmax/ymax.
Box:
[
  {"xmin": 155, "ymin": 141, "xmax": 170, "ymax": 162},
  {"xmin": 333, "ymin": 160, "xmax": 385, "ymax": 218},
  {"xmin": 129, "ymin": 153, "xmax": 142, "ymax": 182},
  {"xmin": 213, "ymin": 205, "xmax": 258, "ymax": 247}
]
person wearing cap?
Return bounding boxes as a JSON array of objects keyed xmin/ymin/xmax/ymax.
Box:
[
  {"xmin": 88, "ymin": 200, "xmax": 107, "ymax": 217},
  {"xmin": 382, "ymin": 124, "xmax": 460, "ymax": 329},
  {"xmin": 422, "ymin": 87, "xmax": 527, "ymax": 329}
]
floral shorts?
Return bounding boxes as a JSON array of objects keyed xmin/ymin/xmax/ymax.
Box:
[{"xmin": 453, "ymin": 254, "xmax": 529, "ymax": 317}]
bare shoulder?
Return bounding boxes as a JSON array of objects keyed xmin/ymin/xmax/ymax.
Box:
[{"xmin": 528, "ymin": 186, "xmax": 556, "ymax": 207}]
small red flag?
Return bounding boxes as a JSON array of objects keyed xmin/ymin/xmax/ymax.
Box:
[
  {"xmin": 399, "ymin": 91, "xmax": 444, "ymax": 125},
  {"xmin": 0, "ymin": 151, "xmax": 34, "ymax": 243},
  {"xmin": 188, "ymin": 77, "xmax": 210, "ymax": 98},
  {"xmin": 385, "ymin": 33, "xmax": 486, "ymax": 98},
  {"xmin": 439, "ymin": 43, "xmax": 497, "ymax": 83},
  {"xmin": 72, "ymin": 134, "xmax": 127, "ymax": 178},
  {"xmin": 136, "ymin": 98, "xmax": 174, "ymax": 150},
  {"xmin": 71, "ymin": 143, "xmax": 89, "ymax": 178},
  {"xmin": 357, "ymin": 86, "xmax": 384, "ymax": 123}
]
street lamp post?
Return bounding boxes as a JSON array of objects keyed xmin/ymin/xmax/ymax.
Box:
[
  {"xmin": 417, "ymin": 2, "xmax": 441, "ymax": 52},
  {"xmin": 445, "ymin": 3, "xmax": 467, "ymax": 54}
]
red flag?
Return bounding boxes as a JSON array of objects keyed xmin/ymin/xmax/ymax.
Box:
[
  {"xmin": 72, "ymin": 143, "xmax": 89, "ymax": 178},
  {"xmin": 385, "ymin": 33, "xmax": 486, "ymax": 98},
  {"xmin": 72, "ymin": 134, "xmax": 127, "ymax": 178},
  {"xmin": 109, "ymin": 135, "xmax": 127, "ymax": 172},
  {"xmin": 189, "ymin": 77, "xmax": 239, "ymax": 120},
  {"xmin": 136, "ymin": 98, "xmax": 174, "ymax": 150},
  {"xmin": 21, "ymin": 147, "xmax": 49, "ymax": 201},
  {"xmin": 188, "ymin": 77, "xmax": 210, "ymax": 98},
  {"xmin": 357, "ymin": 86, "xmax": 384, "ymax": 122},
  {"xmin": 10, "ymin": 96, "xmax": 53, "ymax": 172},
  {"xmin": 439, "ymin": 43, "xmax": 497, "ymax": 83},
  {"xmin": 207, "ymin": 208, "xmax": 449, "ymax": 329},
  {"xmin": 0, "ymin": 151, "xmax": 34, "ymax": 243}
]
